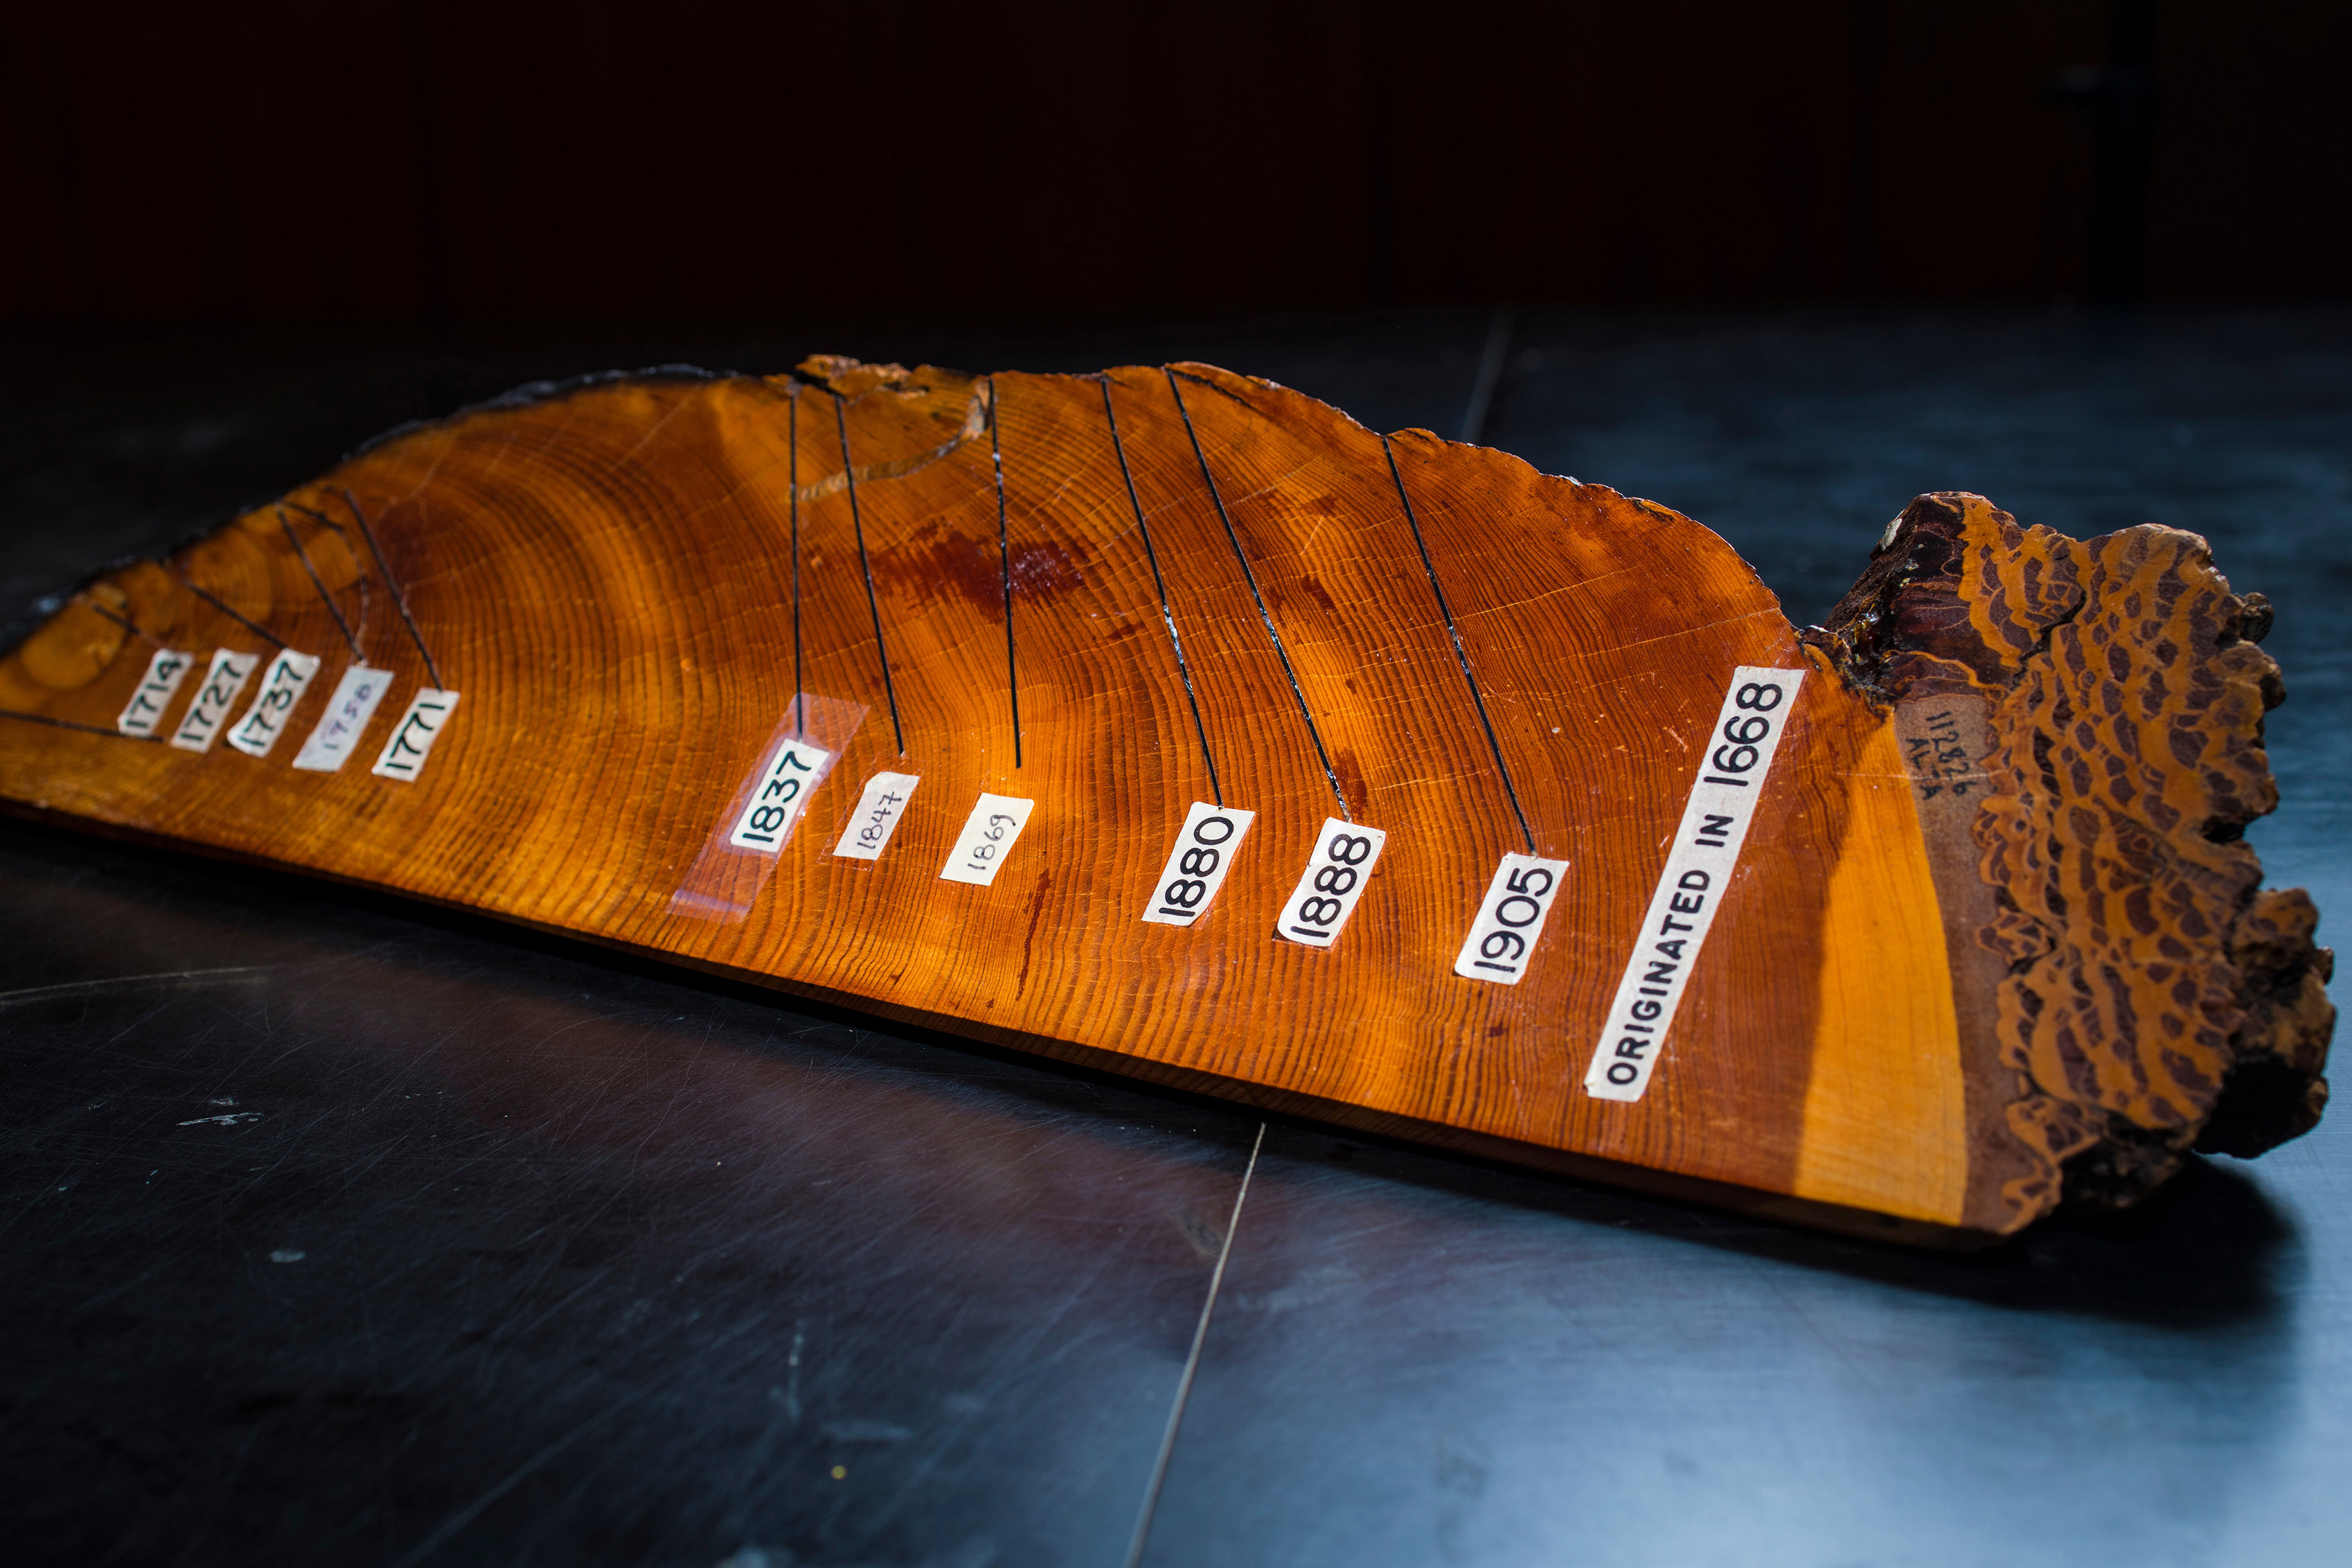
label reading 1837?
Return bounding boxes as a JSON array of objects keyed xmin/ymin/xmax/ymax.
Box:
[
  {"xmin": 1274, "ymin": 818, "xmax": 1387, "ymax": 948},
  {"xmin": 1140, "ymin": 803, "xmax": 1256, "ymax": 925},
  {"xmin": 728, "ymin": 737, "xmax": 834, "ymax": 852}
]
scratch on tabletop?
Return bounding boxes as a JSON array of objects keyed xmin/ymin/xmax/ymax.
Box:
[{"xmin": 0, "ymin": 966, "xmax": 278, "ymax": 1009}]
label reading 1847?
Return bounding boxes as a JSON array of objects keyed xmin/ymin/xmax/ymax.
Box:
[
  {"xmin": 170, "ymin": 650, "xmax": 260, "ymax": 754},
  {"xmin": 1583, "ymin": 664, "xmax": 1806, "ymax": 1103},
  {"xmin": 1141, "ymin": 803, "xmax": 1256, "ymax": 925},
  {"xmin": 939, "ymin": 794, "xmax": 1035, "ymax": 886},
  {"xmin": 1274, "ymin": 818, "xmax": 1387, "ymax": 948},
  {"xmin": 116, "ymin": 648, "xmax": 195, "ymax": 737},
  {"xmin": 226, "ymin": 650, "xmax": 321, "ymax": 758},
  {"xmin": 834, "ymin": 771, "xmax": 921, "ymax": 860},
  {"xmin": 728, "ymin": 737, "xmax": 834, "ymax": 852},
  {"xmin": 1452, "ymin": 853, "xmax": 1572, "ymax": 984}
]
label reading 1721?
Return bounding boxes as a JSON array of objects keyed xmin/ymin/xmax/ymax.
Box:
[
  {"xmin": 1140, "ymin": 802, "xmax": 1256, "ymax": 925},
  {"xmin": 727, "ymin": 737, "xmax": 834, "ymax": 852},
  {"xmin": 1274, "ymin": 818, "xmax": 1387, "ymax": 948},
  {"xmin": 1452, "ymin": 853, "xmax": 1572, "ymax": 985}
]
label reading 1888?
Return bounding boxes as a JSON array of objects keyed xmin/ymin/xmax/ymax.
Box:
[
  {"xmin": 226, "ymin": 650, "xmax": 321, "ymax": 758},
  {"xmin": 1583, "ymin": 664, "xmax": 1806, "ymax": 1103},
  {"xmin": 1140, "ymin": 803, "xmax": 1256, "ymax": 925},
  {"xmin": 939, "ymin": 794, "xmax": 1035, "ymax": 886},
  {"xmin": 1452, "ymin": 853, "xmax": 1572, "ymax": 984},
  {"xmin": 170, "ymin": 650, "xmax": 260, "ymax": 754},
  {"xmin": 727, "ymin": 738, "xmax": 834, "ymax": 852},
  {"xmin": 1274, "ymin": 818, "xmax": 1387, "ymax": 948},
  {"xmin": 116, "ymin": 648, "xmax": 195, "ymax": 738}
]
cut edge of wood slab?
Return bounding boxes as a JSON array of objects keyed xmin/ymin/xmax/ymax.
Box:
[{"xmin": 0, "ymin": 357, "xmax": 2333, "ymax": 1247}]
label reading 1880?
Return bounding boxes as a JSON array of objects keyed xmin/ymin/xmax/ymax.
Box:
[
  {"xmin": 727, "ymin": 738, "xmax": 834, "ymax": 852},
  {"xmin": 1452, "ymin": 853, "xmax": 1572, "ymax": 984},
  {"xmin": 116, "ymin": 648, "xmax": 195, "ymax": 737},
  {"xmin": 939, "ymin": 794, "xmax": 1035, "ymax": 886},
  {"xmin": 1141, "ymin": 803, "xmax": 1256, "ymax": 925},
  {"xmin": 170, "ymin": 650, "xmax": 260, "ymax": 754},
  {"xmin": 226, "ymin": 649, "xmax": 321, "ymax": 758},
  {"xmin": 1274, "ymin": 818, "xmax": 1387, "ymax": 948}
]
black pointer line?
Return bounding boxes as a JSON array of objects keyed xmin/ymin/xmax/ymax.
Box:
[
  {"xmin": 1102, "ymin": 378, "xmax": 1222, "ymax": 807},
  {"xmin": 832, "ymin": 393, "xmax": 905, "ymax": 755},
  {"xmin": 790, "ymin": 389, "xmax": 803, "ymax": 737},
  {"xmin": 176, "ymin": 575, "xmax": 287, "ymax": 649},
  {"xmin": 278, "ymin": 508, "xmax": 363, "ymax": 661},
  {"xmin": 1382, "ymin": 434, "xmax": 1536, "ymax": 855},
  {"xmin": 78, "ymin": 598, "xmax": 153, "ymax": 644},
  {"xmin": 1164, "ymin": 367, "xmax": 1349, "ymax": 820},
  {"xmin": 341, "ymin": 490, "xmax": 444, "ymax": 688},
  {"xmin": 0, "ymin": 708, "xmax": 162, "ymax": 740},
  {"xmin": 988, "ymin": 377, "xmax": 1022, "ymax": 767}
]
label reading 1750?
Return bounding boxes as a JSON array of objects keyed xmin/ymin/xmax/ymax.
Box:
[
  {"xmin": 1452, "ymin": 853, "xmax": 1572, "ymax": 985},
  {"xmin": 728, "ymin": 737, "xmax": 834, "ymax": 852},
  {"xmin": 1274, "ymin": 818, "xmax": 1387, "ymax": 948},
  {"xmin": 1140, "ymin": 803, "xmax": 1256, "ymax": 926}
]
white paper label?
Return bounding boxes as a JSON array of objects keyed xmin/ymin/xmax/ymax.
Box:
[
  {"xmin": 292, "ymin": 666, "xmax": 395, "ymax": 773},
  {"xmin": 833, "ymin": 771, "xmax": 921, "ymax": 859},
  {"xmin": 226, "ymin": 649, "xmax": 321, "ymax": 758},
  {"xmin": 939, "ymin": 793, "xmax": 1035, "ymax": 886},
  {"xmin": 1275, "ymin": 817, "xmax": 1387, "ymax": 947},
  {"xmin": 116, "ymin": 648, "xmax": 195, "ymax": 737},
  {"xmin": 169, "ymin": 650, "xmax": 260, "ymax": 753},
  {"xmin": 1585, "ymin": 664, "xmax": 1806, "ymax": 1103},
  {"xmin": 728, "ymin": 737, "xmax": 835, "ymax": 851},
  {"xmin": 1453, "ymin": 853, "xmax": 1573, "ymax": 984},
  {"xmin": 1140, "ymin": 802, "xmax": 1257, "ymax": 925},
  {"xmin": 371, "ymin": 688, "xmax": 461, "ymax": 781}
]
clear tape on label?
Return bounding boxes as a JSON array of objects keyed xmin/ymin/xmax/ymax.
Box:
[
  {"xmin": 834, "ymin": 772, "xmax": 921, "ymax": 860},
  {"xmin": 1453, "ymin": 853, "xmax": 1571, "ymax": 984},
  {"xmin": 1583, "ymin": 664, "xmax": 1806, "ymax": 1103},
  {"xmin": 117, "ymin": 648, "xmax": 195, "ymax": 737},
  {"xmin": 940, "ymin": 794, "xmax": 1036, "ymax": 887},
  {"xmin": 1141, "ymin": 802, "xmax": 1256, "ymax": 925},
  {"xmin": 226, "ymin": 650, "xmax": 321, "ymax": 758},
  {"xmin": 170, "ymin": 650, "xmax": 260, "ymax": 754},
  {"xmin": 729, "ymin": 736, "xmax": 835, "ymax": 850},
  {"xmin": 292, "ymin": 666, "xmax": 395, "ymax": 773},
  {"xmin": 668, "ymin": 693, "xmax": 866, "ymax": 923},
  {"xmin": 371, "ymin": 688, "xmax": 461, "ymax": 781},
  {"xmin": 1274, "ymin": 817, "xmax": 1387, "ymax": 948}
]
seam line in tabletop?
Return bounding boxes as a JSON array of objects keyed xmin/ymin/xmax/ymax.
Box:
[
  {"xmin": 1384, "ymin": 434, "xmax": 1536, "ymax": 853},
  {"xmin": 1165, "ymin": 367, "xmax": 1350, "ymax": 820},
  {"xmin": 278, "ymin": 506, "xmax": 364, "ymax": 659},
  {"xmin": 341, "ymin": 488, "xmax": 444, "ymax": 688},
  {"xmin": 1123, "ymin": 1119, "xmax": 1265, "ymax": 1568},
  {"xmin": 988, "ymin": 377, "xmax": 1022, "ymax": 767},
  {"xmin": 1104, "ymin": 377, "xmax": 1224, "ymax": 805},
  {"xmin": 832, "ymin": 391, "xmax": 906, "ymax": 755}
]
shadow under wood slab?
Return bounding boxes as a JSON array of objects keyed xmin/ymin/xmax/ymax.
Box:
[{"xmin": 0, "ymin": 357, "xmax": 2330, "ymax": 1245}]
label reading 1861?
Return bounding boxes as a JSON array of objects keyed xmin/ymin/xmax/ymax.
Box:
[
  {"xmin": 1452, "ymin": 853, "xmax": 1572, "ymax": 984},
  {"xmin": 116, "ymin": 648, "xmax": 195, "ymax": 737},
  {"xmin": 728, "ymin": 737, "xmax": 834, "ymax": 852},
  {"xmin": 1274, "ymin": 818, "xmax": 1387, "ymax": 948},
  {"xmin": 834, "ymin": 771, "xmax": 920, "ymax": 860},
  {"xmin": 226, "ymin": 650, "xmax": 321, "ymax": 758},
  {"xmin": 1583, "ymin": 665, "xmax": 1806, "ymax": 1103},
  {"xmin": 1141, "ymin": 803, "xmax": 1256, "ymax": 925},
  {"xmin": 170, "ymin": 650, "xmax": 260, "ymax": 754},
  {"xmin": 939, "ymin": 794, "xmax": 1035, "ymax": 886}
]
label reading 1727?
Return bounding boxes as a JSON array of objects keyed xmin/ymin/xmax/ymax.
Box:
[
  {"xmin": 1274, "ymin": 818, "xmax": 1387, "ymax": 948},
  {"xmin": 170, "ymin": 650, "xmax": 260, "ymax": 754},
  {"xmin": 1140, "ymin": 802, "xmax": 1256, "ymax": 925},
  {"xmin": 728, "ymin": 737, "xmax": 834, "ymax": 852}
]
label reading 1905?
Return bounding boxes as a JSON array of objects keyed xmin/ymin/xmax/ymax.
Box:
[
  {"xmin": 1274, "ymin": 818, "xmax": 1387, "ymax": 948},
  {"xmin": 939, "ymin": 794, "xmax": 1035, "ymax": 886},
  {"xmin": 727, "ymin": 737, "xmax": 834, "ymax": 852},
  {"xmin": 170, "ymin": 650, "xmax": 260, "ymax": 754},
  {"xmin": 1452, "ymin": 853, "xmax": 1572, "ymax": 984},
  {"xmin": 1140, "ymin": 803, "xmax": 1256, "ymax": 925}
]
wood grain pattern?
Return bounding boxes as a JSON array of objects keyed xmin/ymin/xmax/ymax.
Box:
[{"xmin": 0, "ymin": 359, "xmax": 2330, "ymax": 1244}]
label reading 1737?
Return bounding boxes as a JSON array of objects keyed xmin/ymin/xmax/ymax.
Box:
[
  {"xmin": 1274, "ymin": 818, "xmax": 1387, "ymax": 948},
  {"xmin": 728, "ymin": 737, "xmax": 834, "ymax": 852},
  {"xmin": 226, "ymin": 650, "xmax": 321, "ymax": 758},
  {"xmin": 1141, "ymin": 802, "xmax": 1256, "ymax": 925}
]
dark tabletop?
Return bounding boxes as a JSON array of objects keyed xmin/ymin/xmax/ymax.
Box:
[{"xmin": 3, "ymin": 305, "xmax": 2348, "ymax": 1567}]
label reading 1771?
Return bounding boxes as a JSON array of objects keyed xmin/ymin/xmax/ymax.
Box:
[
  {"xmin": 372, "ymin": 689, "xmax": 461, "ymax": 781},
  {"xmin": 1274, "ymin": 818, "xmax": 1387, "ymax": 948},
  {"xmin": 1140, "ymin": 802, "xmax": 1256, "ymax": 925},
  {"xmin": 170, "ymin": 650, "xmax": 260, "ymax": 754},
  {"xmin": 1583, "ymin": 664, "xmax": 1806, "ymax": 1103},
  {"xmin": 939, "ymin": 794, "xmax": 1035, "ymax": 886},
  {"xmin": 728, "ymin": 737, "xmax": 834, "ymax": 852}
]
